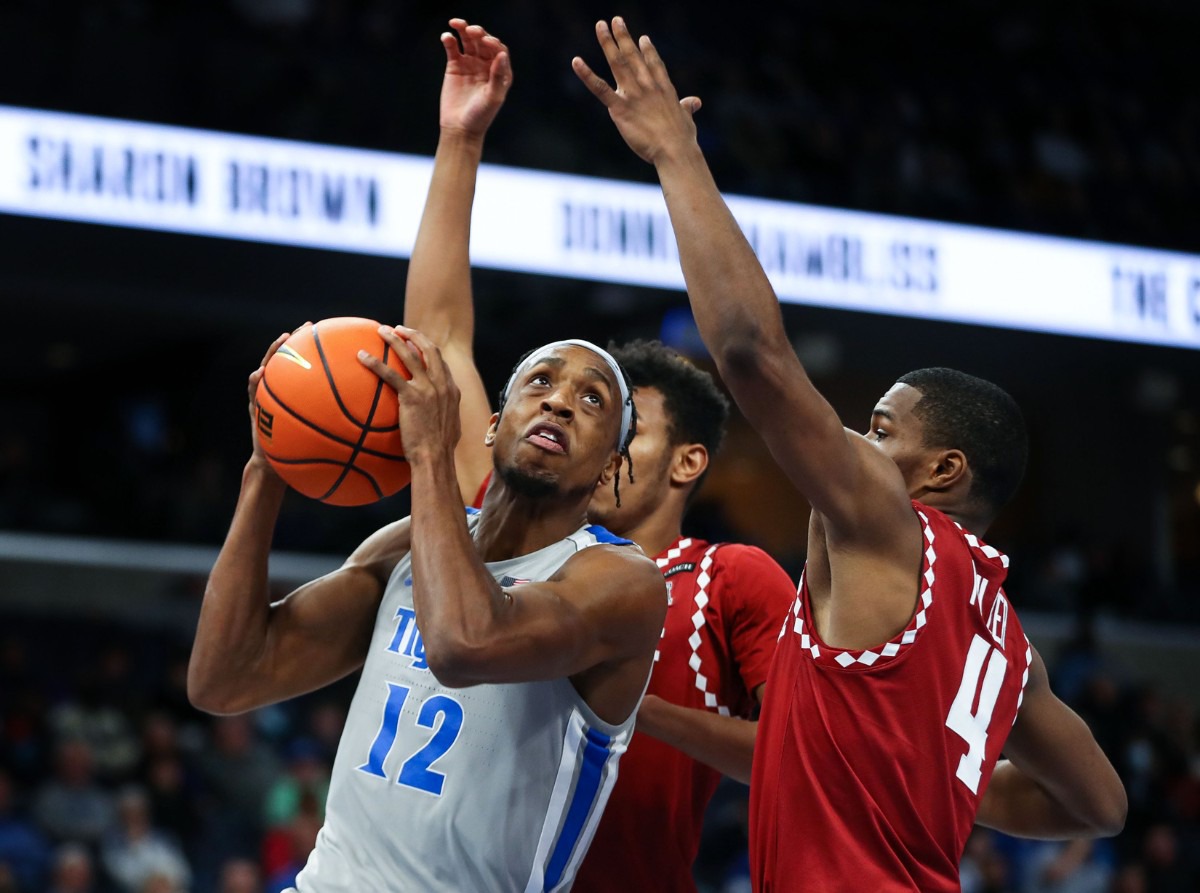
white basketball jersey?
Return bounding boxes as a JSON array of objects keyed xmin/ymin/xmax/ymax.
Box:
[{"xmin": 291, "ymin": 509, "xmax": 643, "ymax": 892}]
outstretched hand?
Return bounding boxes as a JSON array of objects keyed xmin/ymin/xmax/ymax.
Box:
[
  {"xmin": 440, "ymin": 18, "xmax": 513, "ymax": 139},
  {"xmin": 572, "ymin": 17, "xmax": 701, "ymax": 165},
  {"xmin": 359, "ymin": 326, "xmax": 462, "ymax": 467}
]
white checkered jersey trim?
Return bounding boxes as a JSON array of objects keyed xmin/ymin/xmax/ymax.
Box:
[
  {"xmin": 687, "ymin": 545, "xmax": 731, "ymax": 716},
  {"xmin": 655, "ymin": 538, "xmax": 693, "ymax": 567},
  {"xmin": 789, "ymin": 509, "xmax": 938, "ymax": 667},
  {"xmin": 1015, "ymin": 635, "xmax": 1033, "ymax": 719}
]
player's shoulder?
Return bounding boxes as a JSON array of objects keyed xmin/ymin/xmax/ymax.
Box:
[
  {"xmin": 344, "ymin": 516, "xmax": 413, "ymax": 581},
  {"xmin": 709, "ymin": 540, "xmax": 792, "ymax": 580}
]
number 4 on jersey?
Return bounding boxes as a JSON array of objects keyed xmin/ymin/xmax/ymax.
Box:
[{"xmin": 945, "ymin": 635, "xmax": 1009, "ymax": 794}]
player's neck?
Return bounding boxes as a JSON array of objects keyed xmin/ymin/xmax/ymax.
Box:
[
  {"xmin": 474, "ymin": 486, "xmax": 591, "ymax": 562},
  {"xmin": 914, "ymin": 491, "xmax": 992, "ymax": 537},
  {"xmin": 619, "ymin": 502, "xmax": 686, "ymax": 559}
]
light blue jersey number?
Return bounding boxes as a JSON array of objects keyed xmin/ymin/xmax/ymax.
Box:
[{"xmin": 356, "ymin": 682, "xmax": 465, "ymax": 796}]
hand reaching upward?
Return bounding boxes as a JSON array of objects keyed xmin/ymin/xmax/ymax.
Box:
[
  {"xmin": 572, "ymin": 17, "xmax": 702, "ymax": 165},
  {"xmin": 440, "ymin": 18, "xmax": 512, "ymax": 139}
]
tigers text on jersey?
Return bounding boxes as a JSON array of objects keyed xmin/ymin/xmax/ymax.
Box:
[
  {"xmin": 291, "ymin": 511, "xmax": 642, "ymax": 893},
  {"xmin": 574, "ymin": 537, "xmax": 796, "ymax": 893},
  {"xmin": 750, "ymin": 503, "xmax": 1031, "ymax": 893}
]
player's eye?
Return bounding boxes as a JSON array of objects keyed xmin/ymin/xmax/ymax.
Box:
[
  {"xmin": 873, "ymin": 428, "xmax": 888, "ymax": 441},
  {"xmin": 583, "ymin": 392, "xmax": 603, "ymax": 407}
]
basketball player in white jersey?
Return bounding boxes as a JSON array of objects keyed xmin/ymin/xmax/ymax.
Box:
[{"xmin": 188, "ymin": 320, "xmax": 667, "ymax": 889}]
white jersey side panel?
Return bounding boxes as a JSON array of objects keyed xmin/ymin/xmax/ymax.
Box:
[{"xmin": 292, "ymin": 513, "xmax": 640, "ymax": 892}]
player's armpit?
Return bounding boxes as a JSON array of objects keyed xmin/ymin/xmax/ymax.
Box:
[{"xmin": 975, "ymin": 648, "xmax": 1126, "ymax": 839}]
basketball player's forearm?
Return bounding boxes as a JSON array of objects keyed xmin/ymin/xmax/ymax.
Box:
[
  {"xmin": 188, "ymin": 460, "xmax": 287, "ymax": 712},
  {"xmin": 403, "ymin": 130, "xmax": 484, "ymax": 345},
  {"xmin": 652, "ymin": 145, "xmax": 793, "ymax": 377},
  {"xmin": 976, "ymin": 761, "xmax": 1124, "ymax": 839},
  {"xmin": 407, "ymin": 454, "xmax": 509, "ymax": 682},
  {"xmin": 637, "ymin": 696, "xmax": 757, "ymax": 784}
]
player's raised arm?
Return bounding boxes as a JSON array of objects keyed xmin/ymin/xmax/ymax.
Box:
[
  {"xmin": 571, "ymin": 19, "xmax": 911, "ymax": 541},
  {"xmin": 975, "ymin": 648, "xmax": 1127, "ymax": 838},
  {"xmin": 188, "ymin": 336, "xmax": 409, "ymax": 715},
  {"xmin": 402, "ymin": 18, "xmax": 511, "ymax": 506}
]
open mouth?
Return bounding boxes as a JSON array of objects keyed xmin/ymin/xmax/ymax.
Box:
[{"xmin": 526, "ymin": 423, "xmax": 568, "ymax": 454}]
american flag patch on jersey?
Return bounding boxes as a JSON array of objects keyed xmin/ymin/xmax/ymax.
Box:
[{"xmin": 499, "ymin": 575, "xmax": 530, "ymax": 587}]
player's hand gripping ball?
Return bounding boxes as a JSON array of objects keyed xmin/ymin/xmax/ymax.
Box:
[{"xmin": 254, "ymin": 317, "xmax": 412, "ymax": 506}]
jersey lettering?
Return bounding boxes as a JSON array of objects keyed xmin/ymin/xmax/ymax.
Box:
[
  {"xmin": 945, "ymin": 634, "xmax": 1009, "ymax": 794},
  {"xmin": 387, "ymin": 606, "xmax": 429, "ymax": 670},
  {"xmin": 356, "ymin": 681, "xmax": 464, "ymax": 796},
  {"xmin": 986, "ymin": 593, "xmax": 1010, "ymax": 648}
]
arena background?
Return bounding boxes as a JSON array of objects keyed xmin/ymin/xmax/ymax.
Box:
[{"xmin": 1, "ymin": 1, "xmax": 1198, "ymax": 891}]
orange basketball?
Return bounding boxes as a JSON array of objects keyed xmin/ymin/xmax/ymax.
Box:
[{"xmin": 254, "ymin": 317, "xmax": 412, "ymax": 506}]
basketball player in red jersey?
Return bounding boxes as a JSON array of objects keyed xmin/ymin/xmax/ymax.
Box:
[
  {"xmin": 402, "ymin": 20, "xmax": 797, "ymax": 891},
  {"xmin": 574, "ymin": 18, "xmax": 1127, "ymax": 892}
]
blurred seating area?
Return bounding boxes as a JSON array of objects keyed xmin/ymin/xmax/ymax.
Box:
[{"xmin": 0, "ymin": 611, "xmax": 1195, "ymax": 892}]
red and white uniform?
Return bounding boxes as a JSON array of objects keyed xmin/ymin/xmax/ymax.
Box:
[
  {"xmin": 750, "ymin": 502, "xmax": 1031, "ymax": 893},
  {"xmin": 574, "ymin": 536, "xmax": 796, "ymax": 893}
]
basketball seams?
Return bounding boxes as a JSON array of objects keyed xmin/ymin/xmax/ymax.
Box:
[
  {"xmin": 259, "ymin": 376, "xmax": 407, "ymax": 462},
  {"xmin": 314, "ymin": 324, "xmax": 401, "ymax": 432},
  {"xmin": 316, "ymin": 339, "xmax": 392, "ymax": 502}
]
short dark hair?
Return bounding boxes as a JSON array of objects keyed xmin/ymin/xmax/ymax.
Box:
[
  {"xmin": 896, "ymin": 367, "xmax": 1028, "ymax": 513},
  {"xmin": 608, "ymin": 340, "xmax": 730, "ymax": 494}
]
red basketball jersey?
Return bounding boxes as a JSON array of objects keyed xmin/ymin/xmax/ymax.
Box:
[
  {"xmin": 574, "ymin": 537, "xmax": 796, "ymax": 893},
  {"xmin": 750, "ymin": 503, "xmax": 1031, "ymax": 893}
]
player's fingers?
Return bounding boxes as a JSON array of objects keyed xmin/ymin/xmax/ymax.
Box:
[
  {"xmin": 391, "ymin": 326, "xmax": 439, "ymax": 373},
  {"xmin": 491, "ymin": 51, "xmax": 513, "ymax": 92},
  {"xmin": 611, "ymin": 17, "xmax": 642, "ymax": 64},
  {"xmin": 594, "ymin": 20, "xmax": 625, "ymax": 73},
  {"xmin": 440, "ymin": 31, "xmax": 460, "ymax": 61},
  {"xmin": 681, "ymin": 96, "xmax": 702, "ymax": 115},
  {"xmin": 638, "ymin": 35, "xmax": 673, "ymax": 88},
  {"xmin": 259, "ymin": 331, "xmax": 291, "ymax": 369},
  {"xmin": 461, "ymin": 23, "xmax": 486, "ymax": 56},
  {"xmin": 572, "ymin": 56, "xmax": 616, "ymax": 105}
]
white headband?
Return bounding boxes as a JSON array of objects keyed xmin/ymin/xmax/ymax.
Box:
[{"xmin": 502, "ymin": 339, "xmax": 633, "ymax": 450}]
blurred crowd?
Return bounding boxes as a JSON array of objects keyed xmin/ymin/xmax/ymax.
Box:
[{"xmin": 0, "ymin": 612, "xmax": 1197, "ymax": 893}]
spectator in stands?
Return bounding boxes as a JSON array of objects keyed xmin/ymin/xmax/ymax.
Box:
[
  {"xmin": 0, "ymin": 768, "xmax": 49, "ymax": 891},
  {"xmin": 100, "ymin": 785, "xmax": 191, "ymax": 893},
  {"xmin": 45, "ymin": 843, "xmax": 96, "ymax": 893},
  {"xmin": 32, "ymin": 738, "xmax": 115, "ymax": 845},
  {"xmin": 216, "ymin": 857, "xmax": 263, "ymax": 893}
]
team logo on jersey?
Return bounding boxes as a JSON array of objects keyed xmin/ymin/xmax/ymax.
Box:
[
  {"xmin": 662, "ymin": 562, "xmax": 695, "ymax": 579},
  {"xmin": 386, "ymin": 606, "xmax": 428, "ymax": 670}
]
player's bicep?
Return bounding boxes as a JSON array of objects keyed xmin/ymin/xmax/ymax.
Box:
[
  {"xmin": 449, "ymin": 547, "xmax": 665, "ymax": 685},
  {"xmin": 251, "ymin": 524, "xmax": 408, "ymax": 708},
  {"xmin": 725, "ymin": 348, "xmax": 906, "ymax": 532}
]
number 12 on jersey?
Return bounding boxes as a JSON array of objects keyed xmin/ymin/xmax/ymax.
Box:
[
  {"xmin": 945, "ymin": 634, "xmax": 1009, "ymax": 795},
  {"xmin": 357, "ymin": 682, "xmax": 465, "ymax": 796}
]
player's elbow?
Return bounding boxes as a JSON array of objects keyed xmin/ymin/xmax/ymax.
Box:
[
  {"xmin": 423, "ymin": 635, "xmax": 488, "ymax": 688},
  {"xmin": 1088, "ymin": 782, "xmax": 1128, "ymax": 837},
  {"xmin": 187, "ymin": 659, "xmax": 252, "ymax": 716}
]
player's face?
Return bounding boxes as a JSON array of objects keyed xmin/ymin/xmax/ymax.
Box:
[
  {"xmin": 491, "ymin": 347, "xmax": 623, "ymax": 498},
  {"xmin": 866, "ymin": 383, "xmax": 935, "ymax": 494},
  {"xmin": 588, "ymin": 385, "xmax": 675, "ymax": 533}
]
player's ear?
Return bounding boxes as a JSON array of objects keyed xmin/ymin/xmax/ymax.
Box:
[
  {"xmin": 671, "ymin": 443, "xmax": 708, "ymax": 487},
  {"xmin": 484, "ymin": 412, "xmax": 500, "ymax": 447},
  {"xmin": 928, "ymin": 448, "xmax": 968, "ymax": 492},
  {"xmin": 598, "ymin": 451, "xmax": 621, "ymax": 486}
]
